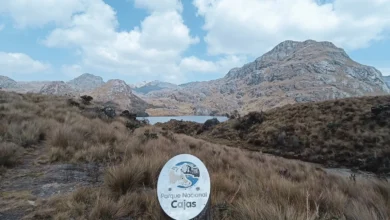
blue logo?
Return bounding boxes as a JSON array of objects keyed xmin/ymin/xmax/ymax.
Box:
[{"xmin": 169, "ymin": 161, "xmax": 200, "ymax": 188}]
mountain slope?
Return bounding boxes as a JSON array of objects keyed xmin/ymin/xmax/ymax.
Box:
[
  {"xmin": 86, "ymin": 79, "xmax": 149, "ymax": 113},
  {"xmin": 159, "ymin": 95, "xmax": 390, "ymax": 173},
  {"xmin": 67, "ymin": 73, "xmax": 105, "ymax": 92},
  {"xmin": 145, "ymin": 40, "xmax": 390, "ymax": 116},
  {"xmin": 134, "ymin": 80, "xmax": 178, "ymax": 94},
  {"xmin": 39, "ymin": 81, "xmax": 76, "ymax": 96},
  {"xmin": 0, "ymin": 75, "xmax": 17, "ymax": 89}
]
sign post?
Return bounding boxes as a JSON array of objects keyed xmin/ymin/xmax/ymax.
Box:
[{"xmin": 157, "ymin": 154, "xmax": 211, "ymax": 220}]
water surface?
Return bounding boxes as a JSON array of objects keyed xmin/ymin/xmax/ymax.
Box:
[{"xmin": 136, "ymin": 116, "xmax": 229, "ymax": 125}]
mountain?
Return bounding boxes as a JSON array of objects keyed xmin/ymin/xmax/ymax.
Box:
[
  {"xmin": 67, "ymin": 73, "xmax": 105, "ymax": 92},
  {"xmin": 384, "ymin": 76, "xmax": 390, "ymax": 87},
  {"xmin": 0, "ymin": 75, "xmax": 17, "ymax": 89},
  {"xmin": 39, "ymin": 81, "xmax": 76, "ymax": 96},
  {"xmin": 86, "ymin": 79, "xmax": 149, "ymax": 114},
  {"xmin": 144, "ymin": 40, "xmax": 390, "ymax": 116},
  {"xmin": 129, "ymin": 81, "xmax": 148, "ymax": 89},
  {"xmin": 134, "ymin": 80, "xmax": 178, "ymax": 94}
]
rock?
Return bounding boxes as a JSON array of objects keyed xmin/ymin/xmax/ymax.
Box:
[
  {"xmin": 0, "ymin": 75, "xmax": 17, "ymax": 88},
  {"xmin": 67, "ymin": 73, "xmax": 105, "ymax": 92},
  {"xmin": 85, "ymin": 79, "xmax": 149, "ymax": 113},
  {"xmin": 27, "ymin": 200, "xmax": 36, "ymax": 206},
  {"xmin": 143, "ymin": 40, "xmax": 390, "ymax": 116},
  {"xmin": 39, "ymin": 81, "xmax": 76, "ymax": 96}
]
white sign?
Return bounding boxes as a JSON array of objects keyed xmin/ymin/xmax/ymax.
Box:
[{"xmin": 157, "ymin": 154, "xmax": 211, "ymax": 220}]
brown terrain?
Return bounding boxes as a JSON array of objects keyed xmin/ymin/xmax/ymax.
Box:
[
  {"xmin": 143, "ymin": 40, "xmax": 389, "ymax": 116},
  {"xmin": 158, "ymin": 95, "xmax": 390, "ymax": 175},
  {"xmin": 1, "ymin": 91, "xmax": 390, "ymax": 219},
  {"xmin": 2, "ymin": 40, "xmax": 389, "ymax": 117}
]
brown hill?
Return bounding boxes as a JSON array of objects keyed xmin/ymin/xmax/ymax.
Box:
[
  {"xmin": 1, "ymin": 91, "xmax": 389, "ymax": 219},
  {"xmin": 86, "ymin": 79, "xmax": 149, "ymax": 114},
  {"xmin": 146, "ymin": 40, "xmax": 390, "ymax": 116},
  {"xmin": 158, "ymin": 95, "xmax": 390, "ymax": 174}
]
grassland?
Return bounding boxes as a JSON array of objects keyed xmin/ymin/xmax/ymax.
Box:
[
  {"xmin": 160, "ymin": 95, "xmax": 390, "ymax": 174},
  {"xmin": 0, "ymin": 91, "xmax": 390, "ymax": 220}
]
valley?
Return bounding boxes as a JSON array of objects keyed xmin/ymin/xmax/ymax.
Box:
[
  {"xmin": 1, "ymin": 39, "xmax": 390, "ymax": 219},
  {"xmin": 2, "ymin": 40, "xmax": 389, "ymax": 117},
  {"xmin": 0, "ymin": 91, "xmax": 389, "ymax": 219}
]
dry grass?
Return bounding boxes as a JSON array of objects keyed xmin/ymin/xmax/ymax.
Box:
[
  {"xmin": 1, "ymin": 91, "xmax": 390, "ymax": 220},
  {"xmin": 167, "ymin": 95, "xmax": 390, "ymax": 173},
  {"xmin": 0, "ymin": 142, "xmax": 23, "ymax": 168}
]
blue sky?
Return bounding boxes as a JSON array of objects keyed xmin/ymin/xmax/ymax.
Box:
[{"xmin": 0, "ymin": 0, "xmax": 389, "ymax": 84}]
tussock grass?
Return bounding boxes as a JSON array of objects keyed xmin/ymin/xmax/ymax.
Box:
[
  {"xmin": 1, "ymin": 91, "xmax": 390, "ymax": 219},
  {"xmin": 0, "ymin": 142, "xmax": 23, "ymax": 168}
]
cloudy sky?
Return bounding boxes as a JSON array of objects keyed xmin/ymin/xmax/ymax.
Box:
[{"xmin": 0, "ymin": 0, "xmax": 390, "ymax": 84}]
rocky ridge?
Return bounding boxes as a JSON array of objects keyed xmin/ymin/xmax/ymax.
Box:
[
  {"xmin": 0, "ymin": 75, "xmax": 17, "ymax": 89},
  {"xmin": 85, "ymin": 79, "xmax": 149, "ymax": 114},
  {"xmin": 67, "ymin": 73, "xmax": 105, "ymax": 92},
  {"xmin": 144, "ymin": 40, "xmax": 390, "ymax": 116},
  {"xmin": 39, "ymin": 81, "xmax": 76, "ymax": 96}
]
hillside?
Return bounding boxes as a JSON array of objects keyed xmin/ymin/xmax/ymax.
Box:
[
  {"xmin": 85, "ymin": 79, "xmax": 150, "ymax": 114},
  {"xmin": 0, "ymin": 75, "xmax": 17, "ymax": 89},
  {"xmin": 0, "ymin": 91, "xmax": 389, "ymax": 219},
  {"xmin": 39, "ymin": 81, "xmax": 76, "ymax": 96},
  {"xmin": 134, "ymin": 80, "xmax": 178, "ymax": 94},
  {"xmin": 67, "ymin": 73, "xmax": 105, "ymax": 92},
  {"xmin": 159, "ymin": 95, "xmax": 390, "ymax": 174},
  {"xmin": 145, "ymin": 40, "xmax": 390, "ymax": 116}
]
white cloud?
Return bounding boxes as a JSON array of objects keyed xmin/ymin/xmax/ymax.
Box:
[
  {"xmin": 180, "ymin": 55, "xmax": 248, "ymax": 74},
  {"xmin": 61, "ymin": 64, "xmax": 86, "ymax": 78},
  {"xmin": 194, "ymin": 0, "xmax": 390, "ymax": 56},
  {"xmin": 0, "ymin": 52, "xmax": 50, "ymax": 74},
  {"xmin": 42, "ymin": 0, "xmax": 201, "ymax": 83},
  {"xmin": 0, "ymin": 0, "xmax": 88, "ymax": 28},
  {"xmin": 134, "ymin": 0, "xmax": 183, "ymax": 12}
]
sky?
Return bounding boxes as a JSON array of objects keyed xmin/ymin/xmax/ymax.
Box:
[{"xmin": 0, "ymin": 0, "xmax": 390, "ymax": 84}]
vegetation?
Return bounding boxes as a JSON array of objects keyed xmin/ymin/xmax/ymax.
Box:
[
  {"xmin": 161, "ymin": 96, "xmax": 390, "ymax": 174},
  {"xmin": 0, "ymin": 91, "xmax": 390, "ymax": 219},
  {"xmin": 80, "ymin": 95, "xmax": 93, "ymax": 105}
]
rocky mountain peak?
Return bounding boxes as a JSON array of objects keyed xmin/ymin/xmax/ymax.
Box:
[
  {"xmin": 87, "ymin": 79, "xmax": 149, "ymax": 113},
  {"xmin": 105, "ymin": 79, "xmax": 133, "ymax": 95},
  {"xmin": 258, "ymin": 39, "xmax": 348, "ymax": 63},
  {"xmin": 67, "ymin": 73, "xmax": 105, "ymax": 92},
  {"xmin": 0, "ymin": 75, "xmax": 17, "ymax": 89}
]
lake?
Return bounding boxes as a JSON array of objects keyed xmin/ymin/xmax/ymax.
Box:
[{"xmin": 136, "ymin": 116, "xmax": 229, "ymax": 125}]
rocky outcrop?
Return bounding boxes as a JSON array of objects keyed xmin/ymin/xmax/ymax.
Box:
[
  {"xmin": 39, "ymin": 81, "xmax": 76, "ymax": 96},
  {"xmin": 67, "ymin": 73, "xmax": 105, "ymax": 92},
  {"xmin": 144, "ymin": 40, "xmax": 390, "ymax": 115},
  {"xmin": 0, "ymin": 75, "xmax": 17, "ymax": 89},
  {"xmin": 86, "ymin": 79, "xmax": 149, "ymax": 114}
]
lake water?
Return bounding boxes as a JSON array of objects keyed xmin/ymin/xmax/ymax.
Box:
[{"xmin": 136, "ymin": 116, "xmax": 229, "ymax": 125}]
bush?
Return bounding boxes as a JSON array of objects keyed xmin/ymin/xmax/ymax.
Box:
[
  {"xmin": 80, "ymin": 95, "xmax": 93, "ymax": 105},
  {"xmin": 0, "ymin": 142, "xmax": 23, "ymax": 167}
]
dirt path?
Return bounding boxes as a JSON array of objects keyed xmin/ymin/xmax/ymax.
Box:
[{"xmin": 0, "ymin": 146, "xmax": 103, "ymax": 220}]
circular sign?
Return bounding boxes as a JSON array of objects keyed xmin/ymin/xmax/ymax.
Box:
[{"xmin": 157, "ymin": 154, "xmax": 211, "ymax": 220}]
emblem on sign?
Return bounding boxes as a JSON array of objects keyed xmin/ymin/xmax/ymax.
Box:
[{"xmin": 157, "ymin": 154, "xmax": 211, "ymax": 220}]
